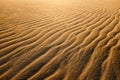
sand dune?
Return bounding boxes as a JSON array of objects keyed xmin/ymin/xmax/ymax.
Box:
[{"xmin": 0, "ymin": 0, "xmax": 120, "ymax": 80}]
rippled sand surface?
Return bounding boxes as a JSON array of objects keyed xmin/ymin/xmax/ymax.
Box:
[{"xmin": 0, "ymin": 0, "xmax": 120, "ymax": 80}]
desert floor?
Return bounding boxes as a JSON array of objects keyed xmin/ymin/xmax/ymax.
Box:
[{"xmin": 0, "ymin": 0, "xmax": 120, "ymax": 80}]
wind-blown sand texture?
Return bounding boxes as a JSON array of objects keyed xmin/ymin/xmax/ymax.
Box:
[{"xmin": 0, "ymin": 0, "xmax": 120, "ymax": 80}]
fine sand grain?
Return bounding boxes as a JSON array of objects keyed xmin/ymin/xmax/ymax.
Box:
[{"xmin": 0, "ymin": 0, "xmax": 120, "ymax": 80}]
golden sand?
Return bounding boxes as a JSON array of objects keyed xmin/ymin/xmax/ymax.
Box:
[{"xmin": 0, "ymin": 0, "xmax": 120, "ymax": 80}]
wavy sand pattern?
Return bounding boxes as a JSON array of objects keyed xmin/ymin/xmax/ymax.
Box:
[{"xmin": 0, "ymin": 0, "xmax": 120, "ymax": 80}]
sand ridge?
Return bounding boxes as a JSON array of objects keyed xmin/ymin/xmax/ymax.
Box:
[{"xmin": 0, "ymin": 0, "xmax": 120, "ymax": 80}]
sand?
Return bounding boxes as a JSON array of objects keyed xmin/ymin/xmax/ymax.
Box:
[{"xmin": 0, "ymin": 0, "xmax": 120, "ymax": 80}]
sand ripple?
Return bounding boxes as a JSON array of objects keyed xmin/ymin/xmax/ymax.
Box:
[{"xmin": 0, "ymin": 0, "xmax": 120, "ymax": 80}]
